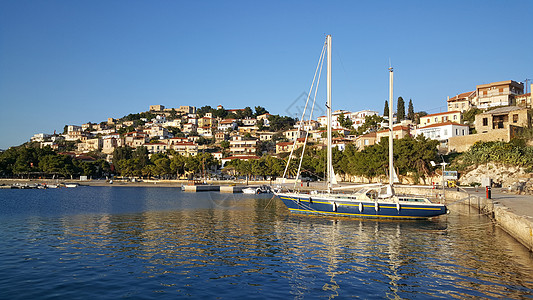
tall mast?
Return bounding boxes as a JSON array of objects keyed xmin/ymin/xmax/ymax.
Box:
[
  {"xmin": 388, "ymin": 67, "xmax": 394, "ymax": 186},
  {"xmin": 326, "ymin": 35, "xmax": 333, "ymax": 193}
]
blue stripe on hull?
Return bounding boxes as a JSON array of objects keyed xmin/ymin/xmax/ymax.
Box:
[{"xmin": 277, "ymin": 195, "xmax": 447, "ymax": 219}]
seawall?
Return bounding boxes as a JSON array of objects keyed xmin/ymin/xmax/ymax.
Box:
[{"xmin": 396, "ymin": 186, "xmax": 533, "ymax": 252}]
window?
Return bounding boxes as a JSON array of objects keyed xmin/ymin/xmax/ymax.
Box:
[
  {"xmin": 483, "ymin": 118, "xmax": 488, "ymax": 126},
  {"xmin": 453, "ymin": 115, "xmax": 457, "ymax": 120},
  {"xmin": 434, "ymin": 117, "xmax": 438, "ymax": 122},
  {"xmin": 513, "ymin": 114, "xmax": 518, "ymax": 123}
]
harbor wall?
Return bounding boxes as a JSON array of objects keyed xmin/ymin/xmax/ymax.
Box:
[{"xmin": 397, "ymin": 186, "xmax": 533, "ymax": 252}]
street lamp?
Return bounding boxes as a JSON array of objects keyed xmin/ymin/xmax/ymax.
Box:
[{"xmin": 431, "ymin": 158, "xmax": 448, "ymax": 201}]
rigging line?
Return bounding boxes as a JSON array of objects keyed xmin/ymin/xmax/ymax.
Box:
[
  {"xmin": 283, "ymin": 42, "xmax": 327, "ymax": 180},
  {"xmin": 294, "ymin": 44, "xmax": 326, "ymax": 189}
]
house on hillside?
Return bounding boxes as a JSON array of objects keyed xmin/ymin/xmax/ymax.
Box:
[
  {"xmin": 170, "ymin": 142, "xmax": 198, "ymax": 156},
  {"xmin": 475, "ymin": 80, "xmax": 524, "ymax": 109},
  {"xmin": 475, "ymin": 106, "xmax": 531, "ymax": 133},
  {"xmin": 355, "ymin": 132, "xmax": 377, "ymax": 150},
  {"xmin": 376, "ymin": 125, "xmax": 411, "ymax": 141},
  {"xmin": 218, "ymin": 119, "xmax": 237, "ymax": 132},
  {"xmin": 145, "ymin": 142, "xmax": 168, "ymax": 154},
  {"xmin": 420, "ymin": 111, "xmax": 462, "ymax": 127},
  {"xmin": 447, "ymin": 91, "xmax": 476, "ymax": 112},
  {"xmin": 276, "ymin": 138, "xmax": 306, "ymax": 154},
  {"xmin": 229, "ymin": 136, "xmax": 257, "ymax": 156}
]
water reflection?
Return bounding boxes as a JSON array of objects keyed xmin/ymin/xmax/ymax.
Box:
[{"xmin": 1, "ymin": 188, "xmax": 532, "ymax": 299}]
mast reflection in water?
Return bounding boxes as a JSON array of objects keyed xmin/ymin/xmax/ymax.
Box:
[{"xmin": 0, "ymin": 187, "xmax": 532, "ymax": 299}]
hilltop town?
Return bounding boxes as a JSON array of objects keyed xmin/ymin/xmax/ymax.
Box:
[{"xmin": 5, "ymin": 79, "xmax": 533, "ymax": 186}]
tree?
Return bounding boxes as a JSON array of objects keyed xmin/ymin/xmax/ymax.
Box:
[
  {"xmin": 337, "ymin": 113, "xmax": 353, "ymax": 129},
  {"xmin": 169, "ymin": 108, "xmax": 178, "ymax": 119},
  {"xmin": 268, "ymin": 115, "xmax": 296, "ymax": 132},
  {"xmin": 170, "ymin": 154, "xmax": 187, "ymax": 178},
  {"xmin": 355, "ymin": 115, "xmax": 384, "ymax": 135},
  {"xmin": 463, "ymin": 107, "xmax": 482, "ymax": 125},
  {"xmin": 407, "ymin": 99, "xmax": 415, "ymax": 121},
  {"xmin": 243, "ymin": 107, "xmax": 254, "ymax": 118},
  {"xmin": 383, "ymin": 100, "xmax": 389, "ymax": 117},
  {"xmin": 397, "ymin": 97, "xmax": 405, "ymax": 121},
  {"xmin": 254, "ymin": 106, "xmax": 269, "ymax": 116},
  {"xmin": 197, "ymin": 105, "xmax": 215, "ymax": 118}
]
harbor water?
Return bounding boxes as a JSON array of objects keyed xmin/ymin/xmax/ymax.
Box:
[{"xmin": 1, "ymin": 186, "xmax": 532, "ymax": 299}]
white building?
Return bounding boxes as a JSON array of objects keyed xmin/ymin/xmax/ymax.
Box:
[
  {"xmin": 31, "ymin": 133, "xmax": 51, "ymax": 143},
  {"xmin": 415, "ymin": 121, "xmax": 469, "ymax": 145}
]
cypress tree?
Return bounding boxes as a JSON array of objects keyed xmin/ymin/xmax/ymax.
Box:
[
  {"xmin": 397, "ymin": 97, "xmax": 405, "ymax": 121},
  {"xmin": 383, "ymin": 100, "xmax": 389, "ymax": 117},
  {"xmin": 407, "ymin": 99, "xmax": 415, "ymax": 121}
]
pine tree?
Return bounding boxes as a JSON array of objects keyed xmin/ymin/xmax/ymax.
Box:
[
  {"xmin": 383, "ymin": 100, "xmax": 389, "ymax": 117},
  {"xmin": 407, "ymin": 99, "xmax": 415, "ymax": 121},
  {"xmin": 397, "ymin": 97, "xmax": 405, "ymax": 121}
]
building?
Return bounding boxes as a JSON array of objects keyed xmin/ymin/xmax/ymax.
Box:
[
  {"xmin": 176, "ymin": 105, "xmax": 196, "ymax": 115},
  {"xmin": 218, "ymin": 119, "xmax": 237, "ymax": 132},
  {"xmin": 197, "ymin": 126, "xmax": 213, "ymax": 137},
  {"xmin": 475, "ymin": 80, "xmax": 524, "ymax": 109},
  {"xmin": 419, "ymin": 111, "xmax": 462, "ymax": 127},
  {"xmin": 215, "ymin": 132, "xmax": 229, "ymax": 142},
  {"xmin": 170, "ymin": 142, "xmax": 198, "ymax": 156},
  {"xmin": 259, "ymin": 132, "xmax": 275, "ymax": 141},
  {"xmin": 182, "ymin": 123, "xmax": 198, "ymax": 134},
  {"xmin": 294, "ymin": 120, "xmax": 319, "ymax": 131},
  {"xmin": 145, "ymin": 142, "xmax": 168, "ymax": 154},
  {"xmin": 229, "ymin": 136, "xmax": 257, "ymax": 155},
  {"xmin": 242, "ymin": 118, "xmax": 257, "ymax": 126},
  {"xmin": 198, "ymin": 116, "xmax": 213, "ymax": 128},
  {"xmin": 515, "ymin": 84, "xmax": 532, "ymax": 108},
  {"xmin": 149, "ymin": 105, "xmax": 165, "ymax": 112},
  {"xmin": 124, "ymin": 131, "xmax": 149, "ymax": 148},
  {"xmin": 416, "ymin": 121, "xmax": 469, "ymax": 152},
  {"xmin": 284, "ymin": 129, "xmax": 306, "ymax": 141},
  {"xmin": 149, "ymin": 126, "xmax": 170, "ymax": 139},
  {"xmin": 276, "ymin": 138, "xmax": 306, "ymax": 154},
  {"xmin": 31, "ymin": 133, "xmax": 51, "ymax": 143},
  {"xmin": 102, "ymin": 136, "xmax": 124, "ymax": 154},
  {"xmin": 256, "ymin": 113, "xmax": 271, "ymax": 126},
  {"xmin": 346, "ymin": 110, "xmax": 379, "ymax": 129},
  {"xmin": 355, "ymin": 132, "xmax": 377, "ymax": 150},
  {"xmin": 475, "ymin": 106, "xmax": 531, "ymax": 134},
  {"xmin": 77, "ymin": 138, "xmax": 103, "ymax": 152},
  {"xmin": 447, "ymin": 91, "xmax": 476, "ymax": 112},
  {"xmin": 376, "ymin": 125, "xmax": 411, "ymax": 141}
]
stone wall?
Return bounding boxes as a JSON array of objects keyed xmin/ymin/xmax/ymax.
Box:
[
  {"xmin": 397, "ymin": 186, "xmax": 533, "ymax": 252},
  {"xmin": 448, "ymin": 128, "xmax": 510, "ymax": 153}
]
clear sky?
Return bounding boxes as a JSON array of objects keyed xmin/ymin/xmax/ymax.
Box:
[{"xmin": 1, "ymin": 0, "xmax": 532, "ymax": 149}]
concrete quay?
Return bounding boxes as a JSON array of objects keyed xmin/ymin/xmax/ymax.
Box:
[{"xmin": 397, "ymin": 185, "xmax": 533, "ymax": 252}]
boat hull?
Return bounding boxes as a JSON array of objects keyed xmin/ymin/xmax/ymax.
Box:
[{"xmin": 276, "ymin": 193, "xmax": 447, "ymax": 219}]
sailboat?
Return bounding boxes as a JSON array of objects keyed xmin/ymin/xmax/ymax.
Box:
[{"xmin": 274, "ymin": 35, "xmax": 447, "ymax": 219}]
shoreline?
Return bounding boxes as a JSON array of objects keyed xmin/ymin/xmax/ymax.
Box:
[{"xmin": 0, "ymin": 178, "xmax": 273, "ymax": 188}]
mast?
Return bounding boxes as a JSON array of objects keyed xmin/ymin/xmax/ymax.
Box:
[
  {"xmin": 326, "ymin": 34, "xmax": 333, "ymax": 193},
  {"xmin": 388, "ymin": 67, "xmax": 394, "ymax": 186}
]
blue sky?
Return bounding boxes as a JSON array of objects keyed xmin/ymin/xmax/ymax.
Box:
[{"xmin": 1, "ymin": 0, "xmax": 532, "ymax": 149}]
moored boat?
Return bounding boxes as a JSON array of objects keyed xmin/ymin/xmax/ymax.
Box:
[{"xmin": 274, "ymin": 35, "xmax": 447, "ymax": 220}]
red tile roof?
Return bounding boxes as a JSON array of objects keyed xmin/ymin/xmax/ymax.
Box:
[
  {"xmin": 423, "ymin": 111, "xmax": 461, "ymax": 118},
  {"xmin": 448, "ymin": 91, "xmax": 475, "ymax": 102},
  {"xmin": 418, "ymin": 121, "xmax": 467, "ymax": 129}
]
